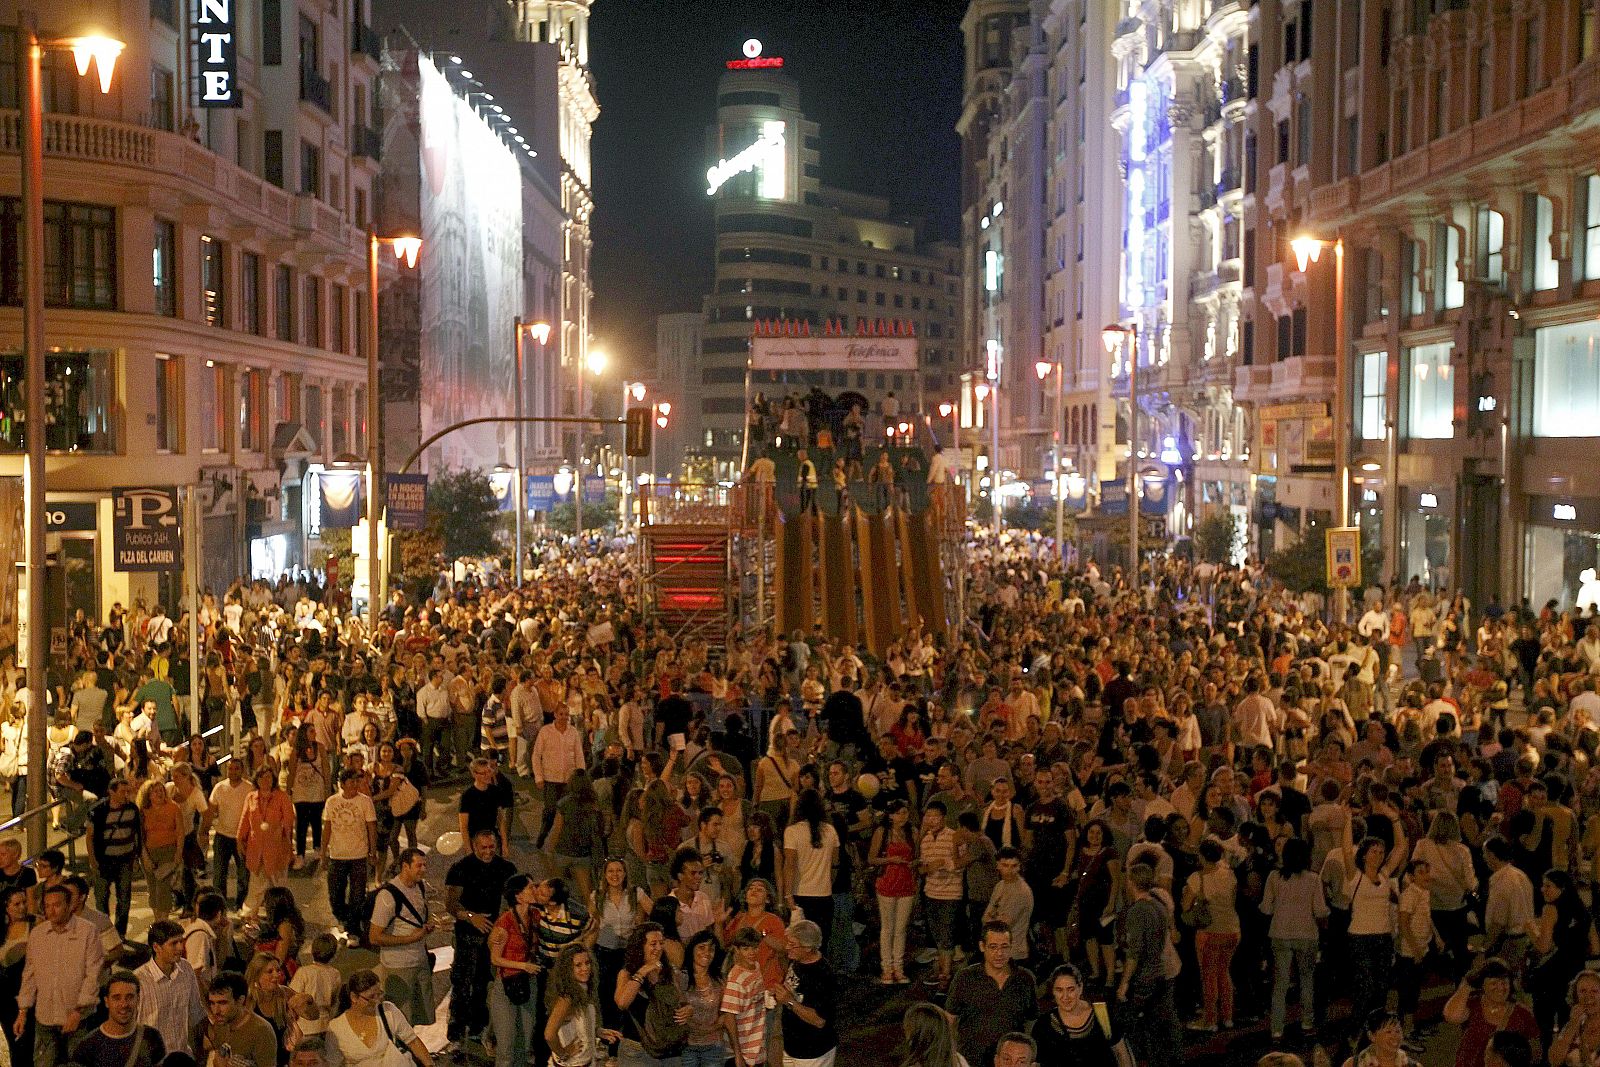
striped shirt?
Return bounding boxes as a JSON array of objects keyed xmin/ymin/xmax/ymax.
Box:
[
  {"xmin": 921, "ymin": 828, "xmax": 963, "ymax": 901},
  {"xmin": 536, "ymin": 903, "xmax": 589, "ymax": 966},
  {"xmin": 720, "ymin": 964, "xmax": 767, "ymax": 1065}
]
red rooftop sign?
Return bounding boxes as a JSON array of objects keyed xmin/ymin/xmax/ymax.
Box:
[{"xmin": 727, "ymin": 39, "xmax": 782, "ymax": 70}]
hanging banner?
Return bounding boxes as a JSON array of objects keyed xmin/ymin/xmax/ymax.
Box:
[
  {"xmin": 526, "ymin": 475, "xmax": 555, "ymax": 512},
  {"xmin": 318, "ymin": 472, "xmax": 362, "ymax": 529},
  {"xmin": 113, "ymin": 487, "xmax": 181, "ymax": 571},
  {"xmin": 749, "ymin": 335, "xmax": 918, "ymax": 372},
  {"xmin": 385, "ymin": 474, "xmax": 427, "ymax": 531},
  {"xmin": 1325, "ymin": 526, "xmax": 1362, "ymax": 588}
]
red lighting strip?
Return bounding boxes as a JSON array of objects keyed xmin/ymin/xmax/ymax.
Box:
[{"xmin": 726, "ymin": 57, "xmax": 783, "ymax": 69}]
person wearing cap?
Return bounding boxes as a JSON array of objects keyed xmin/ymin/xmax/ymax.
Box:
[{"xmin": 772, "ymin": 920, "xmax": 835, "ymax": 1067}]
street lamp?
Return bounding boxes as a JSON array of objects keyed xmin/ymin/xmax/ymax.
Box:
[
  {"xmin": 1102, "ymin": 323, "xmax": 1140, "ymax": 578},
  {"xmin": 1036, "ymin": 359, "xmax": 1066, "ymax": 558},
  {"xmin": 573, "ymin": 348, "xmax": 609, "ymax": 543},
  {"xmin": 620, "ymin": 380, "xmax": 647, "ymax": 532},
  {"xmin": 974, "ymin": 381, "xmax": 999, "ymax": 535},
  {"xmin": 18, "ymin": 11, "xmax": 122, "ymax": 849},
  {"xmin": 512, "ymin": 318, "xmax": 551, "ymax": 585},
  {"xmin": 1291, "ymin": 233, "xmax": 1349, "ymax": 619},
  {"xmin": 366, "ymin": 233, "xmax": 422, "ymax": 631}
]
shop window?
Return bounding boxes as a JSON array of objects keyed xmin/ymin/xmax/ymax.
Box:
[
  {"xmin": 1406, "ymin": 341, "xmax": 1454, "ymax": 439},
  {"xmin": 201, "ymin": 235, "xmax": 225, "ymax": 327},
  {"xmin": 1532, "ymin": 319, "xmax": 1600, "ymax": 437},
  {"xmin": 1360, "ymin": 350, "xmax": 1388, "ymax": 441},
  {"xmin": 0, "ymin": 349, "xmax": 116, "ymax": 453}
]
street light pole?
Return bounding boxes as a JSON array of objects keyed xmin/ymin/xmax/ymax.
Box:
[
  {"xmin": 366, "ymin": 234, "xmax": 420, "ymax": 630},
  {"xmin": 512, "ymin": 320, "xmax": 550, "ymax": 584},
  {"xmin": 1103, "ymin": 323, "xmax": 1140, "ymax": 579},
  {"xmin": 19, "ymin": 13, "xmax": 122, "ymax": 850},
  {"xmin": 1037, "ymin": 360, "xmax": 1066, "ymax": 559},
  {"xmin": 1292, "ymin": 234, "xmax": 1350, "ymax": 623},
  {"xmin": 990, "ymin": 381, "xmax": 1002, "ymax": 537}
]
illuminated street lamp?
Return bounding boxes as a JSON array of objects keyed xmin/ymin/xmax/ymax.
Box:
[
  {"xmin": 367, "ymin": 234, "xmax": 422, "ymax": 627},
  {"xmin": 1291, "ymin": 232, "xmax": 1349, "ymax": 619},
  {"xmin": 1036, "ymin": 359, "xmax": 1066, "ymax": 556},
  {"xmin": 1102, "ymin": 324, "xmax": 1140, "ymax": 576},
  {"xmin": 512, "ymin": 319, "xmax": 551, "ymax": 584},
  {"xmin": 18, "ymin": 11, "xmax": 122, "ymax": 850}
]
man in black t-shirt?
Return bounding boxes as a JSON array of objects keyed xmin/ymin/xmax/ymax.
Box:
[
  {"xmin": 775, "ymin": 920, "xmax": 836, "ymax": 1063},
  {"xmin": 1023, "ymin": 768, "xmax": 1073, "ymax": 914},
  {"xmin": 71, "ymin": 970, "xmax": 165, "ymax": 1067},
  {"xmin": 456, "ymin": 757, "xmax": 512, "ymax": 856},
  {"xmin": 443, "ymin": 829, "xmax": 516, "ymax": 1049},
  {"xmin": 0, "ymin": 838, "xmax": 37, "ymax": 903}
]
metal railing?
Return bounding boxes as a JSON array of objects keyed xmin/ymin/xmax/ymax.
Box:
[{"xmin": 300, "ymin": 67, "xmax": 333, "ymax": 113}]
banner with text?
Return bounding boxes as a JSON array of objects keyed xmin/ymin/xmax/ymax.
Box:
[
  {"xmin": 385, "ymin": 474, "xmax": 428, "ymax": 531},
  {"xmin": 113, "ymin": 487, "xmax": 181, "ymax": 571},
  {"xmin": 749, "ymin": 335, "xmax": 918, "ymax": 373}
]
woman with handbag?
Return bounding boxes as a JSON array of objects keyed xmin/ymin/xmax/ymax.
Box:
[
  {"xmin": 614, "ymin": 923, "xmax": 692, "ymax": 1067},
  {"xmin": 140, "ymin": 777, "xmax": 184, "ymax": 922},
  {"xmin": 325, "ymin": 969, "xmax": 434, "ymax": 1067},
  {"xmin": 488, "ymin": 874, "xmax": 543, "ymax": 1067},
  {"xmin": 1183, "ymin": 837, "xmax": 1241, "ymax": 1032}
]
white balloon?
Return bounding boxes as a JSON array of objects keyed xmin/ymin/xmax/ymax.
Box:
[{"xmin": 434, "ymin": 831, "xmax": 464, "ymax": 856}]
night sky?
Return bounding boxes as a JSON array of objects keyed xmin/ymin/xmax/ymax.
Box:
[{"xmin": 587, "ymin": 0, "xmax": 971, "ymax": 370}]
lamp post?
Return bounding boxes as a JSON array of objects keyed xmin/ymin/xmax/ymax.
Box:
[
  {"xmin": 1290, "ymin": 233, "xmax": 1348, "ymax": 621},
  {"xmin": 18, "ymin": 13, "xmax": 121, "ymax": 849},
  {"xmin": 1036, "ymin": 359, "xmax": 1066, "ymax": 558},
  {"xmin": 619, "ymin": 380, "xmax": 647, "ymax": 532},
  {"xmin": 1102, "ymin": 323, "xmax": 1140, "ymax": 578},
  {"xmin": 512, "ymin": 319, "xmax": 550, "ymax": 585},
  {"xmin": 575, "ymin": 348, "xmax": 608, "ymax": 547},
  {"xmin": 366, "ymin": 233, "xmax": 421, "ymax": 631},
  {"xmin": 938, "ymin": 400, "xmax": 961, "ymax": 506}
]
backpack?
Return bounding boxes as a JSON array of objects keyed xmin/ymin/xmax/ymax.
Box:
[
  {"xmin": 638, "ymin": 979, "xmax": 688, "ymax": 1059},
  {"xmin": 362, "ymin": 882, "xmax": 427, "ymax": 945}
]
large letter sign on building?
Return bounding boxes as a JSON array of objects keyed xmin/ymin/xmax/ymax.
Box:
[
  {"xmin": 706, "ymin": 120, "xmax": 786, "ymax": 198},
  {"xmin": 194, "ymin": 0, "xmax": 241, "ymax": 108}
]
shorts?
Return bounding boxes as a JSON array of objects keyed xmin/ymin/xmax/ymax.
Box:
[{"xmin": 924, "ymin": 897, "xmax": 959, "ymax": 951}]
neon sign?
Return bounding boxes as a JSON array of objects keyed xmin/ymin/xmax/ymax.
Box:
[
  {"xmin": 727, "ymin": 38, "xmax": 783, "ymax": 70},
  {"xmin": 194, "ymin": 0, "xmax": 241, "ymax": 107},
  {"xmin": 707, "ymin": 120, "xmax": 786, "ymax": 198}
]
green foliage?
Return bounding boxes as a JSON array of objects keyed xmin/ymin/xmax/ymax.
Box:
[
  {"xmin": 1266, "ymin": 529, "xmax": 1383, "ymax": 594},
  {"xmin": 545, "ymin": 490, "xmax": 622, "ymax": 535},
  {"xmin": 425, "ymin": 468, "xmax": 502, "ymax": 559},
  {"xmin": 1194, "ymin": 511, "xmax": 1241, "ymax": 565},
  {"xmin": 393, "ymin": 528, "xmax": 445, "ymax": 600}
]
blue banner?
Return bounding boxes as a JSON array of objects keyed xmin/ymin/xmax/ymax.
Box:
[
  {"xmin": 526, "ymin": 475, "xmax": 556, "ymax": 512},
  {"xmin": 385, "ymin": 474, "xmax": 428, "ymax": 531},
  {"xmin": 583, "ymin": 476, "xmax": 607, "ymax": 503}
]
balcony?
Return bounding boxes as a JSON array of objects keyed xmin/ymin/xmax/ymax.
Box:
[
  {"xmin": 299, "ymin": 66, "xmax": 332, "ymax": 114},
  {"xmin": 352, "ymin": 23, "xmax": 381, "ymax": 62},
  {"xmin": 150, "ymin": 0, "xmax": 177, "ymax": 27},
  {"xmin": 353, "ymin": 124, "xmax": 381, "ymax": 161}
]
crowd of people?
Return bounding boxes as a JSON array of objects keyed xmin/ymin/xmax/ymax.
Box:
[{"xmin": 0, "ymin": 519, "xmax": 1597, "ymax": 1067}]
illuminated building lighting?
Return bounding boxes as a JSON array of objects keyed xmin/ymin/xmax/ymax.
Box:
[{"xmin": 706, "ymin": 120, "xmax": 786, "ymax": 197}]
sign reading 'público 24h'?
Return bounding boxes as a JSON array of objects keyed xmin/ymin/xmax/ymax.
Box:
[{"xmin": 114, "ymin": 488, "xmax": 182, "ymax": 571}]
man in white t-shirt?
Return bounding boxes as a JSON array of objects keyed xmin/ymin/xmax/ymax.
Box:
[
  {"xmin": 319, "ymin": 769, "xmax": 376, "ymax": 938},
  {"xmin": 206, "ymin": 759, "xmax": 253, "ymax": 909},
  {"xmin": 368, "ymin": 849, "xmax": 436, "ymax": 1024}
]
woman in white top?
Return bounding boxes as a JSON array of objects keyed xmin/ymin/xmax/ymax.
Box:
[
  {"xmin": 782, "ymin": 788, "xmax": 839, "ymax": 944},
  {"xmin": 325, "ymin": 969, "xmax": 434, "ymax": 1067},
  {"xmin": 1412, "ymin": 811, "xmax": 1477, "ymax": 972},
  {"xmin": 544, "ymin": 944, "xmax": 622, "ymax": 1066},
  {"xmin": 1341, "ymin": 803, "xmax": 1408, "ymax": 1027}
]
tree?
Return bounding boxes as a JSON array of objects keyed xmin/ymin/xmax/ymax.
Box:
[
  {"xmin": 1194, "ymin": 511, "xmax": 1241, "ymax": 565},
  {"xmin": 392, "ymin": 528, "xmax": 445, "ymax": 601},
  {"xmin": 1265, "ymin": 528, "xmax": 1383, "ymax": 595},
  {"xmin": 425, "ymin": 468, "xmax": 501, "ymax": 559}
]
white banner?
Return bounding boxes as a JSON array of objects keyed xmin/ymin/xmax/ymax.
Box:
[{"xmin": 750, "ymin": 336, "xmax": 918, "ymax": 372}]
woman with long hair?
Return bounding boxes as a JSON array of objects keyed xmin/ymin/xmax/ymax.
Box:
[
  {"xmin": 1341, "ymin": 807, "xmax": 1406, "ymax": 1025},
  {"xmin": 325, "ymin": 969, "xmax": 434, "ymax": 1067},
  {"xmin": 1031, "ymin": 963, "xmax": 1122, "ymax": 1067},
  {"xmin": 168, "ymin": 759, "xmax": 209, "ymax": 912},
  {"xmin": 368, "ymin": 741, "xmax": 402, "ymax": 872},
  {"xmin": 246, "ymin": 951, "xmax": 307, "ymax": 1063},
  {"xmin": 614, "ymin": 923, "xmax": 692, "ymax": 1067},
  {"xmin": 549, "ymin": 769, "xmax": 604, "ymax": 900},
  {"xmin": 1262, "ymin": 837, "xmax": 1327, "ymax": 1041},
  {"xmin": 591, "ymin": 858, "xmax": 647, "ymax": 1029},
  {"xmin": 1184, "ymin": 836, "xmax": 1242, "ymax": 1032},
  {"xmin": 139, "ymin": 777, "xmax": 183, "ymax": 922},
  {"xmin": 782, "ymin": 788, "xmax": 839, "ymax": 945},
  {"xmin": 737, "ymin": 809, "xmax": 783, "ymax": 893},
  {"xmin": 0, "ymin": 887, "xmax": 33, "ymax": 1066},
  {"xmin": 640, "ymin": 779, "xmax": 688, "ymax": 897},
  {"xmin": 393, "ymin": 737, "xmax": 429, "ymax": 851},
  {"xmin": 1066, "ymin": 818, "xmax": 1122, "ymax": 985},
  {"xmin": 1528, "ymin": 869, "xmax": 1593, "ymax": 1045},
  {"xmin": 544, "ymin": 943, "xmax": 621, "ymax": 1067},
  {"xmin": 488, "ymin": 874, "xmax": 542, "ymax": 1067},
  {"xmin": 286, "ymin": 724, "xmax": 330, "ymax": 869},
  {"xmin": 255, "ymin": 885, "xmax": 306, "ymax": 980},
  {"xmin": 679, "ymin": 930, "xmax": 728, "ymax": 1067},
  {"xmin": 237, "ymin": 766, "xmax": 295, "ymax": 918},
  {"xmin": 1412, "ymin": 810, "xmax": 1476, "ymax": 978},
  {"xmin": 870, "ymin": 799, "xmax": 918, "ymax": 984},
  {"xmin": 899, "ymin": 1002, "xmax": 963, "ymax": 1067}
]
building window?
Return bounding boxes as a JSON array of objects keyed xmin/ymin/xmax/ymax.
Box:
[
  {"xmin": 1584, "ymin": 3, "xmax": 1597, "ymax": 61},
  {"xmin": 1364, "ymin": 247, "xmax": 1387, "ymax": 324},
  {"xmin": 275, "ymin": 265, "xmax": 294, "ymax": 341},
  {"xmin": 332, "ymin": 283, "xmax": 348, "ymax": 353},
  {"xmin": 1436, "ymin": 223, "xmax": 1463, "ymax": 309},
  {"xmin": 0, "ymin": 349, "xmax": 115, "ymax": 452},
  {"xmin": 198, "ymin": 361, "xmax": 229, "ymax": 452},
  {"xmin": 1406, "ymin": 341, "xmax": 1454, "ymax": 439},
  {"xmin": 1431, "ymin": 67, "xmax": 1448, "ymax": 140},
  {"xmin": 239, "ymin": 368, "xmax": 266, "ymax": 452},
  {"xmin": 1360, "ymin": 350, "xmax": 1388, "ymax": 441},
  {"xmin": 1477, "ymin": 42, "xmax": 1494, "ymax": 118},
  {"xmin": 1585, "ymin": 175, "xmax": 1600, "ymax": 281},
  {"xmin": 155, "ymin": 354, "xmax": 182, "ymax": 453},
  {"xmin": 276, "ymin": 372, "xmax": 301, "ymax": 425},
  {"xmin": 262, "ymin": 0, "xmax": 282, "ymax": 65},
  {"xmin": 1528, "ymin": 194, "xmax": 1558, "ymax": 291},
  {"xmin": 153, "ymin": 218, "xmax": 175, "ymax": 317},
  {"xmin": 1407, "ymin": 239, "xmax": 1427, "ymax": 316},
  {"xmin": 0, "ymin": 201, "xmax": 118, "ymax": 310},
  {"xmin": 264, "ymin": 130, "xmax": 284, "ymax": 187},
  {"xmin": 1521, "ymin": 14, "xmax": 1544, "ymax": 96},
  {"xmin": 1476, "ymin": 207, "xmax": 1505, "ymax": 285},
  {"xmin": 300, "ymin": 140, "xmax": 321, "ymax": 198},
  {"xmin": 201, "ymin": 235, "xmax": 225, "ymax": 327},
  {"xmin": 1295, "ymin": 95, "xmax": 1311, "ymax": 166},
  {"xmin": 353, "ymin": 386, "xmax": 366, "ymax": 453},
  {"xmin": 241, "ymin": 252, "xmax": 262, "ymax": 334},
  {"xmin": 331, "ymin": 385, "xmax": 348, "ymax": 455},
  {"xmin": 303, "ymin": 277, "xmax": 322, "ymax": 348},
  {"xmin": 304, "ymin": 384, "xmax": 324, "ymax": 451},
  {"xmin": 150, "ymin": 64, "xmax": 174, "ymax": 131},
  {"xmin": 1533, "ymin": 319, "xmax": 1600, "ymax": 437}
]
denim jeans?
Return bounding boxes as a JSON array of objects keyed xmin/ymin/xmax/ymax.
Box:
[
  {"xmin": 680, "ymin": 1043, "xmax": 728, "ymax": 1067},
  {"xmin": 618, "ymin": 1037, "xmax": 682, "ymax": 1067},
  {"xmin": 1270, "ymin": 937, "xmax": 1318, "ymax": 1036},
  {"xmin": 94, "ymin": 859, "xmax": 134, "ymax": 935},
  {"xmin": 449, "ymin": 923, "xmax": 492, "ymax": 1040},
  {"xmin": 827, "ymin": 891, "xmax": 858, "ymax": 973},
  {"xmin": 326, "ymin": 857, "xmax": 368, "ymax": 933},
  {"xmin": 386, "ymin": 964, "xmax": 436, "ymax": 1027},
  {"xmin": 487, "ymin": 978, "xmax": 535, "ymax": 1067}
]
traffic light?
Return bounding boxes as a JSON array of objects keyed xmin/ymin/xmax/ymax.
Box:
[{"xmin": 625, "ymin": 406, "xmax": 652, "ymax": 456}]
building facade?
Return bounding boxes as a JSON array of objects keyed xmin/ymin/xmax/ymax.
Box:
[
  {"xmin": 654, "ymin": 312, "xmax": 702, "ymax": 478},
  {"xmin": 693, "ymin": 42, "xmax": 962, "ymax": 480},
  {"xmin": 0, "ymin": 0, "xmax": 384, "ymax": 632}
]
